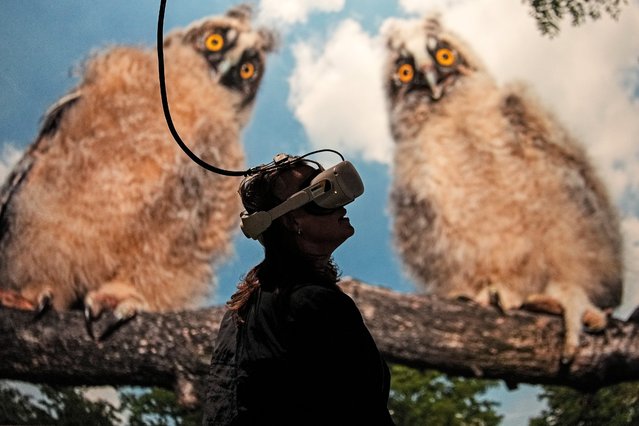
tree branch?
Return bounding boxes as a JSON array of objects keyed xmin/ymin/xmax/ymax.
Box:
[{"xmin": 1, "ymin": 279, "xmax": 638, "ymax": 404}]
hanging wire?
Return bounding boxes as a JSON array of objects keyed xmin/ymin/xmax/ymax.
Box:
[
  {"xmin": 157, "ymin": 0, "xmax": 247, "ymax": 176},
  {"xmin": 157, "ymin": 0, "xmax": 344, "ymax": 177}
]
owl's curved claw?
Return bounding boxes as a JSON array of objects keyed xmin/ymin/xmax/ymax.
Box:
[
  {"xmin": 83, "ymin": 295, "xmax": 139, "ymax": 341},
  {"xmin": 489, "ymin": 289, "xmax": 506, "ymax": 316},
  {"xmin": 454, "ymin": 294, "xmax": 475, "ymax": 303},
  {"xmin": 83, "ymin": 304, "xmax": 137, "ymax": 341},
  {"xmin": 34, "ymin": 291, "xmax": 53, "ymax": 320},
  {"xmin": 520, "ymin": 294, "xmax": 564, "ymax": 316},
  {"xmin": 97, "ymin": 310, "xmax": 137, "ymax": 342},
  {"xmin": 84, "ymin": 306, "xmax": 96, "ymax": 340},
  {"xmin": 582, "ymin": 308, "xmax": 608, "ymax": 333},
  {"xmin": 561, "ymin": 347, "xmax": 577, "ymax": 366}
]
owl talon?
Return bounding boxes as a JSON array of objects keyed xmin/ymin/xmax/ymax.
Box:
[
  {"xmin": 34, "ymin": 291, "xmax": 53, "ymax": 320},
  {"xmin": 449, "ymin": 291, "xmax": 483, "ymax": 306},
  {"xmin": 84, "ymin": 304, "xmax": 138, "ymax": 341},
  {"xmin": 561, "ymin": 355, "xmax": 573, "ymax": 366},
  {"xmin": 83, "ymin": 288, "xmax": 143, "ymax": 340},
  {"xmin": 582, "ymin": 307, "xmax": 608, "ymax": 333},
  {"xmin": 97, "ymin": 310, "xmax": 137, "ymax": 342},
  {"xmin": 489, "ymin": 289, "xmax": 506, "ymax": 315},
  {"xmin": 84, "ymin": 306, "xmax": 97, "ymax": 340},
  {"xmin": 561, "ymin": 345, "xmax": 577, "ymax": 365},
  {"xmin": 521, "ymin": 294, "xmax": 564, "ymax": 316},
  {"xmin": 560, "ymin": 331, "xmax": 579, "ymax": 365},
  {"xmin": 454, "ymin": 294, "xmax": 475, "ymax": 304}
]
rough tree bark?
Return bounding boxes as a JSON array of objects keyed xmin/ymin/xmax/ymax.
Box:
[{"xmin": 1, "ymin": 278, "xmax": 638, "ymax": 405}]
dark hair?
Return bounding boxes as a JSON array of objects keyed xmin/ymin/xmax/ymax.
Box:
[{"xmin": 227, "ymin": 162, "xmax": 339, "ymax": 315}]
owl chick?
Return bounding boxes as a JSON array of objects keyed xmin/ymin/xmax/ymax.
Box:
[
  {"xmin": 383, "ymin": 15, "xmax": 623, "ymax": 361},
  {"xmin": 0, "ymin": 5, "xmax": 276, "ymax": 328}
]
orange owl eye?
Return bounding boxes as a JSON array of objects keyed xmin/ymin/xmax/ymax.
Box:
[
  {"xmin": 240, "ymin": 62, "xmax": 256, "ymax": 80},
  {"xmin": 205, "ymin": 34, "xmax": 224, "ymax": 52},
  {"xmin": 397, "ymin": 63, "xmax": 415, "ymax": 84},
  {"xmin": 435, "ymin": 48, "xmax": 455, "ymax": 67}
]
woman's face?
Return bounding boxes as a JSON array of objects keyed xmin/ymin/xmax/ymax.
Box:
[{"xmin": 273, "ymin": 164, "xmax": 355, "ymax": 257}]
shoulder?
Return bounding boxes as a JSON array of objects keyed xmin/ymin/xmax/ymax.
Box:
[
  {"xmin": 287, "ymin": 284, "xmax": 360, "ymax": 322},
  {"xmin": 289, "ymin": 283, "xmax": 352, "ymax": 307},
  {"xmin": 211, "ymin": 309, "xmax": 239, "ymax": 362}
]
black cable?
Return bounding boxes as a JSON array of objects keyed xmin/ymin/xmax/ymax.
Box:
[
  {"xmin": 157, "ymin": 0, "xmax": 345, "ymax": 178},
  {"xmin": 157, "ymin": 0, "xmax": 247, "ymax": 176},
  {"xmin": 299, "ymin": 149, "xmax": 344, "ymax": 162}
]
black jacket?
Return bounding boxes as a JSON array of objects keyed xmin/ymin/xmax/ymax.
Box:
[{"xmin": 204, "ymin": 282, "xmax": 395, "ymax": 425}]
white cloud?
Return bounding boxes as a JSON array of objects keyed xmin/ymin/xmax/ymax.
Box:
[
  {"xmin": 83, "ymin": 386, "xmax": 121, "ymax": 408},
  {"xmin": 288, "ymin": 19, "xmax": 393, "ymax": 163},
  {"xmin": 257, "ymin": 0, "xmax": 345, "ymax": 26},
  {"xmin": 0, "ymin": 142, "xmax": 23, "ymax": 184},
  {"xmin": 399, "ymin": 0, "xmax": 468, "ymax": 14}
]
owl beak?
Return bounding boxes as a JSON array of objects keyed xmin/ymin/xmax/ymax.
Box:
[
  {"xmin": 413, "ymin": 62, "xmax": 444, "ymax": 101},
  {"xmin": 217, "ymin": 58, "xmax": 233, "ymax": 76},
  {"xmin": 206, "ymin": 53, "xmax": 225, "ymax": 75},
  {"xmin": 223, "ymin": 32, "xmax": 259, "ymax": 71},
  {"xmin": 424, "ymin": 69, "xmax": 443, "ymax": 101}
]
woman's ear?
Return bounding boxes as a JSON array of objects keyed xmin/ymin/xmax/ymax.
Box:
[{"xmin": 279, "ymin": 213, "xmax": 299, "ymax": 233}]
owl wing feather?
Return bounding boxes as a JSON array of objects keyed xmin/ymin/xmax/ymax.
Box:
[
  {"xmin": 502, "ymin": 89, "xmax": 622, "ymax": 307},
  {"xmin": 502, "ymin": 90, "xmax": 612, "ymax": 218},
  {"xmin": 0, "ymin": 90, "xmax": 82, "ymax": 235},
  {"xmin": 39, "ymin": 90, "xmax": 82, "ymax": 138}
]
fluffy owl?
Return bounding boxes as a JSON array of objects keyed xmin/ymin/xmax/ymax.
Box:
[
  {"xmin": 0, "ymin": 5, "xmax": 275, "ymax": 327},
  {"xmin": 383, "ymin": 15, "xmax": 623, "ymax": 360}
]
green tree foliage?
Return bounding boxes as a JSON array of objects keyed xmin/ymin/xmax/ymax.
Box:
[
  {"xmin": 529, "ymin": 381, "xmax": 639, "ymax": 426},
  {"xmin": 2, "ymin": 367, "xmax": 502, "ymax": 426},
  {"xmin": 0, "ymin": 383, "xmax": 203, "ymax": 426},
  {"xmin": 120, "ymin": 387, "xmax": 202, "ymax": 426},
  {"xmin": 525, "ymin": 0, "xmax": 627, "ymax": 36},
  {"xmin": 11, "ymin": 376, "xmax": 638, "ymax": 425},
  {"xmin": 0, "ymin": 384, "xmax": 52, "ymax": 425},
  {"xmin": 0, "ymin": 382, "xmax": 119, "ymax": 425},
  {"xmin": 388, "ymin": 365, "xmax": 503, "ymax": 426}
]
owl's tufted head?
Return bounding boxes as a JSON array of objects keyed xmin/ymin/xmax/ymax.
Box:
[
  {"xmin": 381, "ymin": 14, "xmax": 492, "ymax": 142},
  {"xmin": 164, "ymin": 4, "xmax": 278, "ymax": 111},
  {"xmin": 382, "ymin": 14, "xmax": 485, "ymax": 117}
]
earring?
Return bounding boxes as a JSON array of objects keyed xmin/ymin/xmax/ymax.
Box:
[{"xmin": 297, "ymin": 227, "xmax": 302, "ymax": 236}]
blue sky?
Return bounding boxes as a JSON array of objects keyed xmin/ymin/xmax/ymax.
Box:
[{"xmin": 2, "ymin": 0, "xmax": 639, "ymax": 423}]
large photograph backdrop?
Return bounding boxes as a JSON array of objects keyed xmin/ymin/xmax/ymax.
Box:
[{"xmin": 2, "ymin": 1, "xmax": 638, "ymax": 424}]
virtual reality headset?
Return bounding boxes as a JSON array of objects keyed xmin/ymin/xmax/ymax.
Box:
[{"xmin": 240, "ymin": 160, "xmax": 365, "ymax": 240}]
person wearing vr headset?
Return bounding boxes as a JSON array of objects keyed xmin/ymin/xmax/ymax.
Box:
[{"xmin": 203, "ymin": 156, "xmax": 395, "ymax": 425}]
